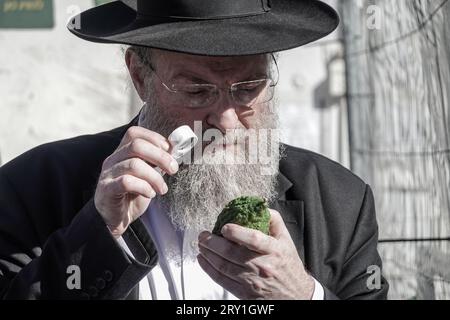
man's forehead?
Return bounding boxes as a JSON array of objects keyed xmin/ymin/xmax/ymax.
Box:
[{"xmin": 154, "ymin": 49, "xmax": 268, "ymax": 75}]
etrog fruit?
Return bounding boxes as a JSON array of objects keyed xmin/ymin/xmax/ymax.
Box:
[{"xmin": 212, "ymin": 196, "xmax": 270, "ymax": 236}]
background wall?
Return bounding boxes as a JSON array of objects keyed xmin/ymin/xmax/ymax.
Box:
[
  {"xmin": 342, "ymin": 0, "xmax": 450, "ymax": 299},
  {"xmin": 0, "ymin": 0, "xmax": 133, "ymax": 165},
  {"xmin": 0, "ymin": 0, "xmax": 344, "ymax": 167}
]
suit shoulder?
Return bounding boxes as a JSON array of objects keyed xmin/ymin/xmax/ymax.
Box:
[
  {"xmin": 280, "ymin": 144, "xmax": 367, "ymax": 203},
  {"xmin": 282, "ymin": 144, "xmax": 366, "ymax": 185},
  {"xmin": 39, "ymin": 124, "xmax": 128, "ymax": 161},
  {"xmin": 0, "ymin": 124, "xmax": 128, "ymax": 192}
]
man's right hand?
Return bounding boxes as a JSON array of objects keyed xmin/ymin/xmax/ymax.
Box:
[{"xmin": 94, "ymin": 126, "xmax": 179, "ymax": 238}]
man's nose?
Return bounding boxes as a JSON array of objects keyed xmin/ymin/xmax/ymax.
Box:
[{"xmin": 206, "ymin": 92, "xmax": 242, "ymax": 132}]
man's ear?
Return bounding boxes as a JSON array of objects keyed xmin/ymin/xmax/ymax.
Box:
[{"xmin": 125, "ymin": 48, "xmax": 147, "ymax": 101}]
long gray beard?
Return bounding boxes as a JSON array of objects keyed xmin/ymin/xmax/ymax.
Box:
[{"xmin": 138, "ymin": 97, "xmax": 281, "ymax": 235}]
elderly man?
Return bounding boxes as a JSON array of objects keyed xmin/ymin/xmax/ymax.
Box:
[{"xmin": 0, "ymin": 0, "xmax": 388, "ymax": 300}]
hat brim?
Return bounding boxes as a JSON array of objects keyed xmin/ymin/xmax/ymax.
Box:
[{"xmin": 69, "ymin": 0, "xmax": 339, "ymax": 56}]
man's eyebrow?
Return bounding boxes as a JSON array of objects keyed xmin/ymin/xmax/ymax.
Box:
[
  {"xmin": 247, "ymin": 71, "xmax": 269, "ymax": 79},
  {"xmin": 171, "ymin": 71, "xmax": 210, "ymax": 83},
  {"xmin": 172, "ymin": 72, "xmax": 269, "ymax": 84},
  {"xmin": 170, "ymin": 65, "xmax": 269, "ymax": 83}
]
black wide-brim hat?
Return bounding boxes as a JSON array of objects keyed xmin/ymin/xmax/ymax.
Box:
[{"xmin": 68, "ymin": 0, "xmax": 339, "ymax": 56}]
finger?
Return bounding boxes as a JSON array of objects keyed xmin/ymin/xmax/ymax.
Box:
[
  {"xmin": 108, "ymin": 158, "xmax": 168, "ymax": 195},
  {"xmin": 107, "ymin": 138, "xmax": 178, "ymax": 175},
  {"xmin": 198, "ymin": 245, "xmax": 252, "ymax": 281},
  {"xmin": 198, "ymin": 231, "xmax": 260, "ymax": 266},
  {"xmin": 118, "ymin": 126, "xmax": 170, "ymax": 151},
  {"xmin": 268, "ymin": 209, "xmax": 290, "ymax": 239},
  {"xmin": 108, "ymin": 174, "xmax": 155, "ymax": 199},
  {"xmin": 197, "ymin": 254, "xmax": 245, "ymax": 298},
  {"xmin": 220, "ymin": 224, "xmax": 276, "ymax": 254}
]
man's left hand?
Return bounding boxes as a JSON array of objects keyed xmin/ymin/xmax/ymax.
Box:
[{"xmin": 197, "ymin": 209, "xmax": 315, "ymax": 300}]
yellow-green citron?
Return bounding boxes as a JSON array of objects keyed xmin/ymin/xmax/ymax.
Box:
[{"xmin": 212, "ymin": 196, "xmax": 270, "ymax": 236}]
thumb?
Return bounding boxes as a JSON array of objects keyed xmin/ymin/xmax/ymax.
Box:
[{"xmin": 268, "ymin": 209, "xmax": 289, "ymax": 239}]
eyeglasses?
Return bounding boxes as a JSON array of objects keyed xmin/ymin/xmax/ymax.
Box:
[{"xmin": 148, "ymin": 55, "xmax": 279, "ymax": 109}]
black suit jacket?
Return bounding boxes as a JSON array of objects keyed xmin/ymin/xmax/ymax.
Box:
[{"xmin": 0, "ymin": 118, "xmax": 388, "ymax": 300}]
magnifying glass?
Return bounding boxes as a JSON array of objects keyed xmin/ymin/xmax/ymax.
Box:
[{"xmin": 156, "ymin": 125, "xmax": 198, "ymax": 176}]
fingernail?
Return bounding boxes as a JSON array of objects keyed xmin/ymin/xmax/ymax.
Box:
[
  {"xmin": 162, "ymin": 183, "xmax": 168, "ymax": 194},
  {"xmin": 198, "ymin": 231, "xmax": 209, "ymax": 242},
  {"xmin": 170, "ymin": 160, "xmax": 179, "ymax": 173},
  {"xmin": 221, "ymin": 225, "xmax": 228, "ymax": 234},
  {"xmin": 162, "ymin": 141, "xmax": 171, "ymax": 151}
]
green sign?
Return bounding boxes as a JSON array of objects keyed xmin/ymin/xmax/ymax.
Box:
[
  {"xmin": 95, "ymin": 0, "xmax": 113, "ymax": 6},
  {"xmin": 0, "ymin": 0, "xmax": 53, "ymax": 28}
]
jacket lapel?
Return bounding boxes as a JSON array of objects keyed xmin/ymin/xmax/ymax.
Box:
[{"xmin": 270, "ymin": 172, "xmax": 305, "ymax": 262}]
